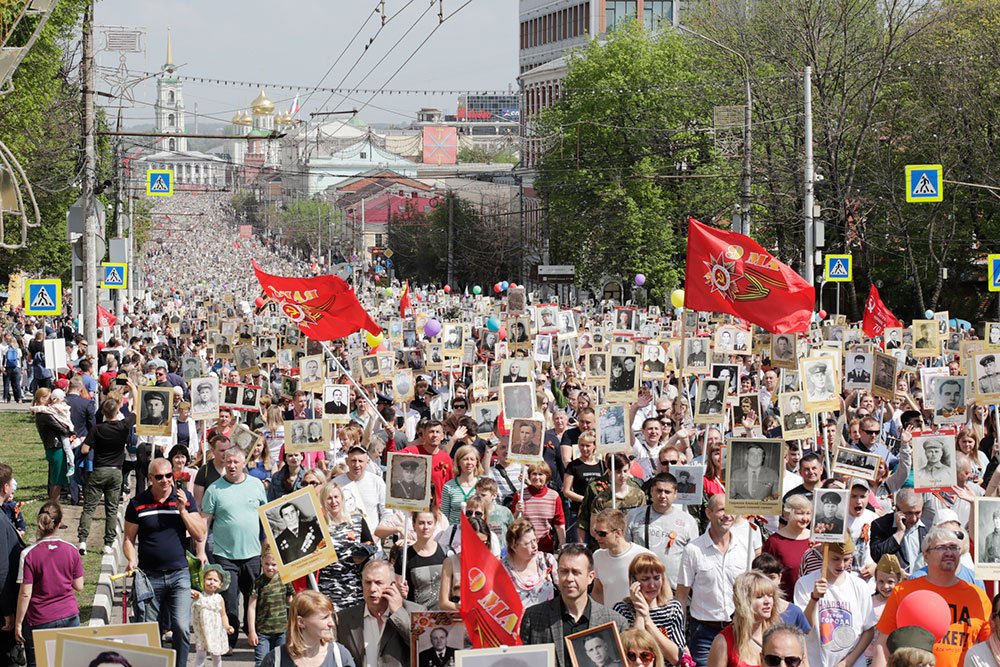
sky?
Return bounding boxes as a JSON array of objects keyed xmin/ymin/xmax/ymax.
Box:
[{"xmin": 93, "ymin": 0, "xmax": 519, "ymax": 129}]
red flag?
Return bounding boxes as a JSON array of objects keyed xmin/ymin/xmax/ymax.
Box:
[
  {"xmin": 97, "ymin": 305, "xmax": 116, "ymax": 328},
  {"xmin": 684, "ymin": 217, "xmax": 815, "ymax": 333},
  {"xmin": 399, "ymin": 281, "xmax": 412, "ymax": 318},
  {"xmin": 862, "ymin": 284, "xmax": 903, "ymax": 339},
  {"xmin": 252, "ymin": 260, "xmax": 381, "ymax": 342},
  {"xmin": 459, "ymin": 512, "xmax": 523, "ymax": 648}
]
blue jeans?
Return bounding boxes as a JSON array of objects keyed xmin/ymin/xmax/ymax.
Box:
[
  {"xmin": 254, "ymin": 632, "xmax": 285, "ymax": 666},
  {"xmin": 24, "ymin": 614, "xmax": 79, "ymax": 667},
  {"xmin": 211, "ymin": 554, "xmax": 261, "ymax": 649},
  {"xmin": 136, "ymin": 569, "xmax": 191, "ymax": 667},
  {"xmin": 689, "ymin": 619, "xmax": 724, "ymax": 667},
  {"xmin": 4, "ymin": 367, "xmax": 21, "ymax": 402}
]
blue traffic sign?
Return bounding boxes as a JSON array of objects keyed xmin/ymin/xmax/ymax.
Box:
[
  {"xmin": 101, "ymin": 262, "xmax": 128, "ymax": 289},
  {"xmin": 824, "ymin": 254, "xmax": 852, "ymax": 282},
  {"xmin": 147, "ymin": 169, "xmax": 173, "ymax": 196},
  {"xmin": 989, "ymin": 254, "xmax": 1000, "ymax": 293},
  {"xmin": 905, "ymin": 164, "xmax": 943, "ymax": 203},
  {"xmin": 24, "ymin": 279, "xmax": 62, "ymax": 316}
]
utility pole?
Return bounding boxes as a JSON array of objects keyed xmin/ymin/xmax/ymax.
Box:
[
  {"xmin": 81, "ymin": 0, "xmax": 98, "ymax": 347},
  {"xmin": 447, "ymin": 192, "xmax": 455, "ymax": 287},
  {"xmin": 803, "ymin": 65, "xmax": 815, "ymax": 287}
]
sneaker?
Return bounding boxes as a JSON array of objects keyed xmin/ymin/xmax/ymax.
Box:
[
  {"xmin": 78, "ymin": 542, "xmax": 87, "ymax": 555},
  {"xmin": 102, "ymin": 545, "xmax": 114, "ymax": 555}
]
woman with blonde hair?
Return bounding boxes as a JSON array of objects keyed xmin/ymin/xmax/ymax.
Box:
[
  {"xmin": 761, "ymin": 495, "xmax": 813, "ymax": 598},
  {"xmin": 612, "ymin": 553, "xmax": 686, "ymax": 665},
  {"xmin": 316, "ymin": 481, "xmax": 372, "ymax": 611},
  {"xmin": 706, "ymin": 572, "xmax": 779, "ymax": 667},
  {"xmin": 439, "ymin": 444, "xmax": 483, "ymax": 525},
  {"xmin": 620, "ymin": 628, "xmax": 665, "ymax": 667},
  {"xmin": 259, "ymin": 590, "xmax": 354, "ymax": 667},
  {"xmin": 262, "ymin": 405, "xmax": 285, "ymax": 467}
]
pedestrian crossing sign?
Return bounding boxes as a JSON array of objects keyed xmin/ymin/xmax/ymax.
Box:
[
  {"xmin": 23, "ymin": 279, "xmax": 62, "ymax": 316},
  {"xmin": 989, "ymin": 254, "xmax": 1000, "ymax": 293},
  {"xmin": 146, "ymin": 169, "xmax": 173, "ymax": 197},
  {"xmin": 905, "ymin": 164, "xmax": 943, "ymax": 203},
  {"xmin": 824, "ymin": 254, "xmax": 853, "ymax": 282},
  {"xmin": 101, "ymin": 262, "xmax": 128, "ymax": 289}
]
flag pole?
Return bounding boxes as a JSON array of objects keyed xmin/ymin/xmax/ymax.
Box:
[{"xmin": 318, "ymin": 340, "xmax": 388, "ymax": 428}]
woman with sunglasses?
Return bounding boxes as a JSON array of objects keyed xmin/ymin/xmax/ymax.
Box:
[
  {"xmin": 563, "ymin": 431, "xmax": 605, "ymax": 543},
  {"xmin": 612, "ymin": 554, "xmax": 687, "ymax": 666},
  {"xmin": 315, "ymin": 481, "xmax": 372, "ymax": 612},
  {"xmin": 438, "ymin": 515, "xmax": 492, "ymax": 610},
  {"xmin": 706, "ymin": 572, "xmax": 779, "ymax": 667},
  {"xmin": 502, "ymin": 518, "xmax": 556, "ymax": 607},
  {"xmin": 620, "ymin": 628, "xmax": 665, "ymax": 667}
]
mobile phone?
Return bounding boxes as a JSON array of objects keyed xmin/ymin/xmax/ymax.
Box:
[
  {"xmin": 116, "ymin": 375, "xmax": 128, "ymax": 386},
  {"xmin": 395, "ymin": 416, "xmax": 404, "ymax": 428}
]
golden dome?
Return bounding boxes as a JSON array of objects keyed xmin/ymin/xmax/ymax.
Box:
[
  {"xmin": 232, "ymin": 110, "xmax": 252, "ymax": 126},
  {"xmin": 275, "ymin": 112, "xmax": 293, "ymax": 126},
  {"xmin": 251, "ymin": 90, "xmax": 275, "ymax": 115}
]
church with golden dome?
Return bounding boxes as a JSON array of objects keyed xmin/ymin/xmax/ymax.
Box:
[{"xmin": 229, "ymin": 89, "xmax": 287, "ymax": 175}]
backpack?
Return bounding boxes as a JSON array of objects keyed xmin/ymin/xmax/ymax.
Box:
[{"xmin": 4, "ymin": 347, "xmax": 16, "ymax": 368}]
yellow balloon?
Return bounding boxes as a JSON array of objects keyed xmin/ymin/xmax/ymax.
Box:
[
  {"xmin": 670, "ymin": 289, "xmax": 685, "ymax": 309},
  {"xmin": 365, "ymin": 331, "xmax": 384, "ymax": 348}
]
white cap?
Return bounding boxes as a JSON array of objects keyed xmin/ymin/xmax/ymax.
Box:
[{"xmin": 933, "ymin": 508, "xmax": 960, "ymax": 526}]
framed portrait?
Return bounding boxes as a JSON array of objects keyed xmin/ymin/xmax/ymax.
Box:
[
  {"xmin": 584, "ymin": 353, "xmax": 608, "ymax": 387},
  {"xmin": 842, "ymin": 352, "xmax": 873, "ymax": 392},
  {"xmin": 911, "ymin": 319, "xmax": 940, "ymax": 357},
  {"xmin": 682, "ymin": 337, "xmax": 709, "ymax": 374},
  {"xmin": 770, "ymin": 334, "xmax": 798, "ymax": 369},
  {"xmin": 928, "ymin": 375, "xmax": 968, "ymax": 425},
  {"xmin": 440, "ymin": 324, "xmax": 465, "ymax": 354},
  {"xmin": 54, "ymin": 635, "xmax": 174, "ymax": 667},
  {"xmin": 565, "ymin": 622, "xmax": 625, "ymax": 667},
  {"xmin": 799, "ymin": 357, "xmax": 840, "ymax": 413},
  {"xmin": 811, "ymin": 488, "xmax": 849, "ymax": 543},
  {"xmin": 235, "ymin": 344, "xmax": 260, "ymax": 375},
  {"xmin": 597, "ymin": 404, "xmax": 629, "ymax": 454},
  {"xmin": 231, "ymin": 422, "xmax": 262, "ymax": 455},
  {"xmin": 725, "ymin": 438, "xmax": 784, "ymax": 514},
  {"xmin": 871, "ymin": 351, "xmax": 898, "ymax": 401},
  {"xmin": 501, "ymin": 382, "xmax": 535, "ymax": 421},
  {"xmin": 276, "ymin": 348, "xmax": 295, "ymax": 370},
  {"xmin": 779, "ymin": 369, "xmax": 799, "ymax": 393},
  {"xmin": 411, "ymin": 612, "xmax": 469, "ymax": 667},
  {"xmin": 671, "ymin": 464, "xmax": 705, "ymax": 505},
  {"xmin": 508, "ymin": 316, "xmax": 532, "ymax": 347},
  {"xmin": 189, "ymin": 376, "xmax": 219, "ymax": 421},
  {"xmin": 507, "ymin": 286, "xmax": 527, "ymax": 315},
  {"xmin": 359, "ymin": 354, "xmax": 383, "ymax": 385},
  {"xmin": 281, "ymin": 376, "xmax": 299, "ymax": 398},
  {"xmin": 641, "ymin": 343, "xmax": 667, "ymax": 380},
  {"xmin": 180, "ymin": 355, "xmax": 202, "ymax": 381},
  {"xmin": 284, "ymin": 419, "xmax": 328, "ymax": 453},
  {"xmin": 402, "ymin": 327, "xmax": 419, "ymax": 350},
  {"xmin": 883, "ymin": 327, "xmax": 903, "ymax": 350},
  {"xmin": 136, "ymin": 386, "xmax": 173, "ymax": 437},
  {"xmin": 682, "ymin": 310, "xmax": 699, "ymax": 332},
  {"xmin": 501, "ymin": 358, "xmax": 531, "ymax": 385},
  {"xmin": 974, "ymin": 353, "xmax": 1000, "ymax": 404},
  {"xmin": 323, "ymin": 384, "xmax": 352, "ymax": 423},
  {"xmin": 238, "ymin": 384, "xmax": 261, "ymax": 412},
  {"xmin": 557, "ymin": 334, "xmax": 578, "ymax": 365},
  {"xmin": 693, "ymin": 377, "xmax": 728, "ymax": 425},
  {"xmin": 831, "ymin": 447, "xmax": 881, "ymax": 482},
  {"xmin": 260, "ymin": 486, "xmax": 337, "ymax": 583},
  {"xmin": 607, "ymin": 354, "xmax": 639, "ymax": 401},
  {"xmin": 912, "ymin": 429, "xmax": 958, "ymax": 492},
  {"xmin": 536, "ymin": 304, "xmax": 561, "ymax": 335},
  {"xmin": 711, "ymin": 364, "xmax": 739, "ymax": 397},
  {"xmin": 732, "ymin": 394, "xmax": 762, "ymax": 437},
  {"xmin": 393, "ymin": 370, "xmax": 416, "ymax": 403},
  {"xmin": 299, "ymin": 354, "xmax": 325, "ymax": 392},
  {"xmin": 753, "ymin": 332, "xmax": 772, "ymax": 358},
  {"xmin": 608, "ymin": 342, "xmax": 634, "ymax": 357},
  {"xmin": 456, "ymin": 644, "xmax": 557, "ymax": 667},
  {"xmin": 986, "ymin": 322, "xmax": 1000, "ymax": 350},
  {"xmin": 714, "ymin": 325, "xmax": 740, "ymax": 355},
  {"xmin": 974, "ymin": 497, "xmax": 1000, "ymax": 579},
  {"xmin": 471, "ymin": 364, "xmax": 489, "ymax": 398},
  {"xmin": 34, "ymin": 622, "xmax": 160, "ymax": 667},
  {"xmin": 473, "ymin": 401, "xmax": 500, "ymax": 440},
  {"xmin": 378, "ymin": 352, "xmax": 396, "ymax": 378},
  {"xmin": 386, "ymin": 452, "xmax": 432, "ymax": 512},
  {"xmin": 934, "ymin": 310, "xmax": 950, "ymax": 336},
  {"xmin": 508, "ymin": 417, "xmax": 545, "ymax": 464},
  {"xmin": 534, "ymin": 333, "xmax": 553, "ymax": 362}
]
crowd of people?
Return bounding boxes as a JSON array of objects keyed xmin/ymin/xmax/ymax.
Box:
[{"xmin": 1, "ymin": 192, "xmax": 997, "ymax": 667}]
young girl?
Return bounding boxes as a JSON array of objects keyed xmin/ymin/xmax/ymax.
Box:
[
  {"xmin": 867, "ymin": 555, "xmax": 903, "ymax": 665},
  {"xmin": 475, "ymin": 478, "xmax": 514, "ymax": 552},
  {"xmin": 32, "ymin": 389, "xmax": 76, "ymax": 479},
  {"xmin": 192, "ymin": 565, "xmax": 234, "ymax": 667}
]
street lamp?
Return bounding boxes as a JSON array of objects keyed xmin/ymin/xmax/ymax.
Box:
[{"xmin": 676, "ymin": 24, "xmax": 752, "ymax": 236}]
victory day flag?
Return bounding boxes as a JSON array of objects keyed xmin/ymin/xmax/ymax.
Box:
[
  {"xmin": 399, "ymin": 281, "xmax": 412, "ymax": 318},
  {"xmin": 684, "ymin": 217, "xmax": 815, "ymax": 333},
  {"xmin": 97, "ymin": 304, "xmax": 116, "ymax": 328},
  {"xmin": 862, "ymin": 284, "xmax": 903, "ymax": 339},
  {"xmin": 459, "ymin": 512, "xmax": 523, "ymax": 648},
  {"xmin": 252, "ymin": 260, "xmax": 380, "ymax": 342}
]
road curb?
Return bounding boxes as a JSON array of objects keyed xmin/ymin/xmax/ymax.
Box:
[{"xmin": 87, "ymin": 498, "xmax": 128, "ymax": 626}]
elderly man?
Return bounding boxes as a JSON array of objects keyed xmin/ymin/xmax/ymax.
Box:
[
  {"xmin": 337, "ymin": 559, "xmax": 424, "ymax": 667},
  {"xmin": 334, "ymin": 446, "xmax": 385, "ymax": 531},
  {"xmin": 873, "ymin": 527, "xmax": 992, "ymax": 667},
  {"xmin": 870, "ymin": 488, "xmax": 927, "ymax": 574},
  {"xmin": 762, "ymin": 625, "xmax": 807, "ymax": 667},
  {"xmin": 197, "ymin": 446, "xmax": 267, "ymax": 651},
  {"xmin": 124, "ymin": 458, "xmax": 207, "ymax": 667}
]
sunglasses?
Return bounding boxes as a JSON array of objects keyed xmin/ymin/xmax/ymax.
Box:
[
  {"xmin": 626, "ymin": 651, "xmax": 655, "ymax": 664},
  {"xmin": 465, "ymin": 510, "xmax": 484, "ymax": 518},
  {"xmin": 595, "ymin": 529, "xmax": 614, "ymax": 538},
  {"xmin": 151, "ymin": 473, "xmax": 172, "ymax": 481},
  {"xmin": 655, "ymin": 409, "xmax": 670, "ymax": 414},
  {"xmin": 763, "ymin": 656, "xmax": 802, "ymax": 667},
  {"xmin": 862, "ymin": 429, "xmax": 880, "ymax": 435},
  {"xmin": 304, "ymin": 480, "xmax": 322, "ymax": 486}
]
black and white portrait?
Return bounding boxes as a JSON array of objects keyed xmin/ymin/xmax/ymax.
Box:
[
  {"xmin": 324, "ymin": 384, "xmax": 351, "ymax": 419},
  {"xmin": 536, "ymin": 305, "xmax": 560, "ymax": 335},
  {"xmin": 181, "ymin": 355, "xmax": 202, "ymax": 381},
  {"xmin": 831, "ymin": 447, "xmax": 881, "ymax": 482},
  {"xmin": 975, "ymin": 353, "xmax": 1000, "ymax": 398},
  {"xmin": 299, "ymin": 355, "xmax": 324, "ymax": 389},
  {"xmin": 264, "ymin": 495, "xmax": 324, "ymax": 565},
  {"xmin": 727, "ymin": 439, "xmax": 782, "ymax": 502},
  {"xmin": 598, "ymin": 405, "xmax": 628, "ymax": 453},
  {"xmin": 988, "ymin": 323, "xmax": 1000, "ymax": 348},
  {"xmin": 771, "ymin": 334, "xmax": 797, "ymax": 369},
  {"xmin": 613, "ymin": 308, "xmax": 635, "ymax": 335},
  {"xmin": 608, "ymin": 355, "xmax": 638, "ymax": 395},
  {"xmin": 235, "ymin": 345, "xmax": 258, "ymax": 373},
  {"xmin": 975, "ymin": 498, "xmax": 1000, "ymax": 577},
  {"xmin": 671, "ymin": 465, "xmax": 704, "ymax": 505},
  {"xmin": 360, "ymin": 355, "xmax": 382, "ymax": 383},
  {"xmin": 190, "ymin": 377, "xmax": 219, "ymax": 419},
  {"xmin": 501, "ymin": 383, "xmax": 535, "ymax": 421},
  {"xmin": 912, "ymin": 320, "xmax": 939, "ymax": 357},
  {"xmin": 501, "ymin": 358, "xmax": 530, "ymax": 384},
  {"xmin": 393, "ymin": 370, "xmax": 415, "ymax": 403},
  {"xmin": 694, "ymin": 378, "xmax": 727, "ymax": 424},
  {"xmin": 682, "ymin": 338, "xmax": 708, "ymax": 372},
  {"xmin": 240, "ymin": 385, "xmax": 260, "ymax": 410},
  {"xmin": 843, "ymin": 352, "xmax": 873, "ymax": 391},
  {"xmin": 912, "ymin": 432, "xmax": 957, "ymax": 490},
  {"xmin": 507, "ymin": 287, "xmax": 526, "ymax": 315},
  {"xmin": 386, "ymin": 452, "xmax": 432, "ymax": 512},
  {"xmin": 443, "ymin": 324, "xmax": 464, "ymax": 351},
  {"xmin": 534, "ymin": 334, "xmax": 553, "ymax": 362},
  {"xmin": 565, "ymin": 623, "xmax": 626, "ymax": 667},
  {"xmin": 871, "ymin": 352, "xmax": 898, "ymax": 400},
  {"xmin": 811, "ymin": 489, "xmax": 849, "ymax": 542},
  {"xmin": 779, "ymin": 369, "xmax": 799, "ymax": 393},
  {"xmin": 711, "ymin": 364, "xmax": 739, "ymax": 397},
  {"xmin": 800, "ymin": 357, "xmax": 838, "ymax": 410},
  {"xmin": 641, "ymin": 343, "xmax": 666, "ymax": 378},
  {"xmin": 778, "ymin": 392, "xmax": 812, "ymax": 441},
  {"xmin": 137, "ymin": 387, "xmax": 173, "ymax": 437},
  {"xmin": 509, "ymin": 418, "xmax": 544, "ymax": 460},
  {"xmin": 473, "ymin": 402, "xmax": 500, "ymax": 437},
  {"xmin": 930, "ymin": 376, "xmax": 967, "ymax": 424}
]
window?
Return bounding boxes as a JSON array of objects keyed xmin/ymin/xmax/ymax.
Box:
[
  {"xmin": 583, "ymin": 2, "xmax": 590, "ymax": 33},
  {"xmin": 605, "ymin": 1, "xmax": 637, "ymax": 31},
  {"xmin": 169, "ymin": 138, "xmax": 175, "ymax": 151},
  {"xmin": 167, "ymin": 113, "xmax": 175, "ymax": 127},
  {"xmin": 375, "ymin": 234, "xmax": 383, "ymax": 247},
  {"xmin": 644, "ymin": 0, "xmax": 673, "ymax": 30},
  {"xmin": 167, "ymin": 90, "xmax": 174, "ymax": 104}
]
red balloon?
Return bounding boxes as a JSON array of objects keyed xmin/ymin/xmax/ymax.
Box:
[
  {"xmin": 818, "ymin": 309, "xmax": 828, "ymax": 319},
  {"xmin": 895, "ymin": 589, "xmax": 951, "ymax": 640},
  {"xmin": 443, "ymin": 285, "xmax": 451, "ymax": 294},
  {"xmin": 509, "ymin": 283, "xmax": 517, "ymax": 289},
  {"xmin": 498, "ymin": 326, "xmax": 507, "ymax": 340},
  {"xmin": 254, "ymin": 296, "xmax": 265, "ymax": 309},
  {"xmin": 494, "ymin": 283, "xmax": 502, "ymax": 293}
]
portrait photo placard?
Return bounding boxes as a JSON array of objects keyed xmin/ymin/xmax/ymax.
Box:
[
  {"xmin": 607, "ymin": 354, "xmax": 639, "ymax": 401},
  {"xmin": 393, "ymin": 369, "xmax": 416, "ymax": 403},
  {"xmin": 323, "ymin": 383, "xmax": 352, "ymax": 423},
  {"xmin": 500, "ymin": 382, "xmax": 535, "ymax": 421},
  {"xmin": 508, "ymin": 417, "xmax": 545, "ymax": 464},
  {"xmin": 974, "ymin": 353, "xmax": 1000, "ymax": 404},
  {"xmin": 586, "ymin": 352, "xmax": 609, "ymax": 387},
  {"xmin": 54, "ymin": 635, "xmax": 174, "ymax": 667},
  {"xmin": 136, "ymin": 386, "xmax": 174, "ymax": 437},
  {"xmin": 284, "ymin": 419, "xmax": 330, "ymax": 453},
  {"xmin": 770, "ymin": 333, "xmax": 797, "ymax": 370},
  {"xmin": 299, "ymin": 354, "xmax": 325, "ymax": 392},
  {"xmin": 799, "ymin": 356, "xmax": 840, "ymax": 413},
  {"xmin": 565, "ymin": 622, "xmax": 625, "ymax": 667},
  {"xmin": 189, "ymin": 376, "xmax": 220, "ymax": 421},
  {"xmin": 472, "ymin": 401, "xmax": 500, "ymax": 440},
  {"xmin": 831, "ymin": 447, "xmax": 881, "ymax": 482},
  {"xmin": 456, "ymin": 644, "xmax": 556, "ymax": 667},
  {"xmin": 843, "ymin": 352, "xmax": 873, "ymax": 392},
  {"xmin": 871, "ymin": 351, "xmax": 899, "ymax": 401},
  {"xmin": 360, "ymin": 354, "xmax": 383, "ymax": 385},
  {"xmin": 597, "ymin": 404, "xmax": 629, "ymax": 454},
  {"xmin": 928, "ymin": 375, "xmax": 968, "ymax": 425},
  {"xmin": 671, "ymin": 464, "xmax": 705, "ymax": 505},
  {"xmin": 693, "ymin": 377, "xmax": 728, "ymax": 425},
  {"xmin": 386, "ymin": 452, "xmax": 433, "ymax": 512},
  {"xmin": 260, "ymin": 486, "xmax": 337, "ymax": 583},
  {"xmin": 411, "ymin": 612, "xmax": 469, "ymax": 667},
  {"xmin": 682, "ymin": 337, "xmax": 709, "ymax": 374},
  {"xmin": 811, "ymin": 489, "xmax": 849, "ymax": 543},
  {"xmin": 34, "ymin": 622, "xmax": 160, "ymax": 667},
  {"xmin": 912, "ymin": 429, "xmax": 958, "ymax": 492},
  {"xmin": 911, "ymin": 319, "xmax": 940, "ymax": 357},
  {"xmin": 725, "ymin": 438, "xmax": 784, "ymax": 515},
  {"xmin": 974, "ymin": 497, "xmax": 1000, "ymax": 580}
]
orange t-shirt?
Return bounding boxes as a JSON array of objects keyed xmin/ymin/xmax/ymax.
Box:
[{"xmin": 876, "ymin": 577, "xmax": 992, "ymax": 667}]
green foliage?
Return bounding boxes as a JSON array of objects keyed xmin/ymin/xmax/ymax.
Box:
[
  {"xmin": 457, "ymin": 145, "xmax": 518, "ymax": 164},
  {"xmin": 276, "ymin": 199, "xmax": 344, "ymax": 257},
  {"xmin": 535, "ymin": 22, "xmax": 738, "ymax": 303}
]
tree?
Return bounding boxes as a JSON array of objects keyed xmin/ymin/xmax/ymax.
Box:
[{"xmin": 535, "ymin": 21, "xmax": 737, "ymax": 303}]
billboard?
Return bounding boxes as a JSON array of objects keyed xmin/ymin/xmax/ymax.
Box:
[{"xmin": 422, "ymin": 126, "xmax": 458, "ymax": 165}]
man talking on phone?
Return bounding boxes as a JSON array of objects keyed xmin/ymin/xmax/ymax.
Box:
[{"xmin": 124, "ymin": 458, "xmax": 207, "ymax": 667}]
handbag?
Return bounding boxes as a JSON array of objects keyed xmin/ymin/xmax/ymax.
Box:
[{"xmin": 8, "ymin": 641, "xmax": 25, "ymax": 666}]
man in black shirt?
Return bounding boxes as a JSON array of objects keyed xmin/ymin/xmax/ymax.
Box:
[{"xmin": 78, "ymin": 389, "xmax": 136, "ymax": 555}]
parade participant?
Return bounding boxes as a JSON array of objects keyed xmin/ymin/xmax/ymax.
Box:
[
  {"xmin": 706, "ymin": 572, "xmax": 780, "ymax": 667},
  {"xmin": 191, "ymin": 565, "xmax": 234, "ymax": 667},
  {"xmin": 336, "ymin": 559, "xmax": 421, "ymax": 667},
  {"xmin": 268, "ymin": 450, "xmax": 306, "ymax": 502},
  {"xmin": 750, "ymin": 554, "xmax": 811, "ymax": 633},
  {"xmin": 316, "ymin": 481, "xmax": 372, "ymax": 612},
  {"xmin": 439, "ymin": 445, "xmax": 483, "ymax": 525},
  {"xmin": 247, "ymin": 548, "xmax": 294, "ymax": 667},
  {"xmin": 612, "ymin": 554, "xmax": 687, "ymax": 665},
  {"xmin": 761, "ymin": 495, "xmax": 813, "ymax": 599},
  {"xmin": 502, "ymin": 518, "xmax": 557, "ymax": 607},
  {"xmin": 193, "ymin": 435, "xmax": 232, "ymax": 507},
  {"xmin": 625, "ymin": 472, "xmax": 698, "ymax": 590},
  {"xmin": 394, "ymin": 510, "xmax": 447, "ymax": 608},
  {"xmin": 333, "ymin": 446, "xmax": 385, "ymax": 532},
  {"xmin": 400, "ymin": 420, "xmax": 453, "ymax": 501},
  {"xmin": 563, "ymin": 431, "xmax": 605, "ymax": 542},
  {"xmin": 578, "ymin": 453, "xmax": 646, "ymax": 546},
  {"xmin": 512, "ymin": 462, "xmax": 566, "ymax": 553},
  {"xmin": 620, "ymin": 628, "xmax": 666, "ymax": 667},
  {"xmin": 591, "ymin": 509, "xmax": 654, "ymax": 605}
]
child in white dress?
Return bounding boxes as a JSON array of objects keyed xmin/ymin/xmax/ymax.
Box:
[{"xmin": 192, "ymin": 565, "xmax": 234, "ymax": 667}]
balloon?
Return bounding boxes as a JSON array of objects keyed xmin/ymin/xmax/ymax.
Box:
[
  {"xmin": 497, "ymin": 326, "xmax": 507, "ymax": 340},
  {"xmin": 924, "ymin": 309, "xmax": 935, "ymax": 319},
  {"xmin": 443, "ymin": 285, "xmax": 451, "ymax": 294},
  {"xmin": 501, "ymin": 281, "xmax": 509, "ymax": 291},
  {"xmin": 635, "ymin": 273, "xmax": 646, "ymax": 286},
  {"xmin": 424, "ymin": 319, "xmax": 442, "ymax": 337},
  {"xmin": 254, "ymin": 296, "xmax": 265, "ymax": 309},
  {"xmin": 372, "ymin": 344, "xmax": 387, "ymax": 353},
  {"xmin": 670, "ymin": 289, "xmax": 685, "ymax": 309},
  {"xmin": 487, "ymin": 316, "xmax": 500, "ymax": 332},
  {"xmin": 494, "ymin": 283, "xmax": 502, "ymax": 293},
  {"xmin": 384, "ymin": 287, "xmax": 393, "ymax": 296},
  {"xmin": 818, "ymin": 309, "xmax": 827, "ymax": 320},
  {"xmin": 509, "ymin": 283, "xmax": 517, "ymax": 289},
  {"xmin": 895, "ymin": 590, "xmax": 951, "ymax": 640},
  {"xmin": 473, "ymin": 285, "xmax": 482, "ymax": 295},
  {"xmin": 365, "ymin": 331, "xmax": 384, "ymax": 348}
]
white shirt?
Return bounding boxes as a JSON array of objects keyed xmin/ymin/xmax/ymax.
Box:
[
  {"xmin": 334, "ymin": 471, "xmax": 386, "ymax": 530},
  {"xmin": 632, "ymin": 440, "xmax": 662, "ymax": 481},
  {"xmin": 625, "ymin": 504, "xmax": 699, "ymax": 587},
  {"xmin": 678, "ymin": 524, "xmax": 760, "ymax": 622},
  {"xmin": 594, "ymin": 542, "xmax": 655, "ymax": 606},
  {"xmin": 793, "ymin": 570, "xmax": 877, "ymax": 667},
  {"xmin": 362, "ymin": 605, "xmax": 384, "ymax": 667}
]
